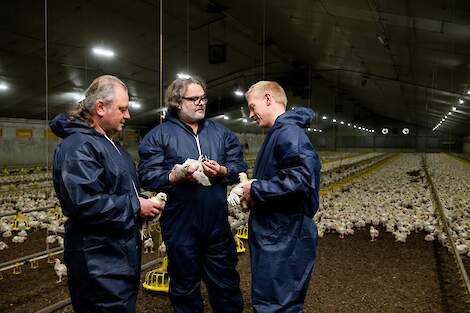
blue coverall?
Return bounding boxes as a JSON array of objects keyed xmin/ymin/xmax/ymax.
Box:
[
  {"xmin": 50, "ymin": 113, "xmax": 142, "ymax": 313},
  {"xmin": 249, "ymin": 107, "xmax": 321, "ymax": 313},
  {"xmin": 138, "ymin": 114, "xmax": 246, "ymax": 313}
]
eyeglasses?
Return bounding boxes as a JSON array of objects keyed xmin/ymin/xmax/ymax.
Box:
[{"xmin": 182, "ymin": 95, "xmax": 208, "ymax": 105}]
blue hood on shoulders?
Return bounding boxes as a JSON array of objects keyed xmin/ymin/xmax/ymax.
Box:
[
  {"xmin": 275, "ymin": 107, "xmax": 315, "ymax": 129},
  {"xmin": 49, "ymin": 113, "xmax": 95, "ymax": 139}
]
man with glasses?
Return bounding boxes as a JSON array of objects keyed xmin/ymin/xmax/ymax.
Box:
[{"xmin": 138, "ymin": 76, "xmax": 246, "ymax": 313}]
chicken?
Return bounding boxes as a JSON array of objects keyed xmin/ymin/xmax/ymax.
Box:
[
  {"xmin": 12, "ymin": 235, "xmax": 26, "ymax": 243},
  {"xmin": 369, "ymin": 226, "xmax": 379, "ymax": 241},
  {"xmin": 171, "ymin": 158, "xmax": 211, "ymax": 186},
  {"xmin": 149, "ymin": 192, "xmax": 167, "ymax": 221},
  {"xmin": 0, "ymin": 241, "xmax": 8, "ymax": 250},
  {"xmin": 144, "ymin": 237, "xmax": 154, "ymax": 254},
  {"xmin": 54, "ymin": 258, "xmax": 67, "ymax": 283},
  {"xmin": 158, "ymin": 242, "xmax": 166, "ymax": 256}
]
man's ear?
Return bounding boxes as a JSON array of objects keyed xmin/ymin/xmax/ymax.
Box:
[
  {"xmin": 265, "ymin": 93, "xmax": 272, "ymax": 106},
  {"xmin": 95, "ymin": 100, "xmax": 106, "ymax": 117}
]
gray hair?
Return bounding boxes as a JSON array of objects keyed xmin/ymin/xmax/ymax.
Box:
[
  {"xmin": 69, "ymin": 75, "xmax": 127, "ymax": 125},
  {"xmin": 165, "ymin": 76, "xmax": 206, "ymax": 116}
]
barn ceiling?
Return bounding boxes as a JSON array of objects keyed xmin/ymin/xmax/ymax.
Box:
[{"xmin": 1, "ymin": 0, "xmax": 470, "ymax": 136}]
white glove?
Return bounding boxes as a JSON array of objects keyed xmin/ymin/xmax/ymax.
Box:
[{"xmin": 228, "ymin": 184, "xmax": 243, "ymax": 207}]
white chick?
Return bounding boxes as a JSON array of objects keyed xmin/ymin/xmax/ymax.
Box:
[
  {"xmin": 12, "ymin": 236, "xmax": 26, "ymax": 243},
  {"xmin": 0, "ymin": 241, "xmax": 8, "ymax": 250},
  {"xmin": 149, "ymin": 192, "xmax": 167, "ymax": 221},
  {"xmin": 172, "ymin": 158, "xmax": 211, "ymax": 186},
  {"xmin": 370, "ymin": 226, "xmax": 379, "ymax": 241},
  {"xmin": 56, "ymin": 236, "xmax": 64, "ymax": 248},
  {"xmin": 54, "ymin": 258, "xmax": 67, "ymax": 283},
  {"xmin": 144, "ymin": 237, "xmax": 154, "ymax": 254},
  {"xmin": 158, "ymin": 242, "xmax": 166, "ymax": 256}
]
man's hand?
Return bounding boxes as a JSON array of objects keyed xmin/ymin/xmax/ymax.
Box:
[
  {"xmin": 202, "ymin": 160, "xmax": 227, "ymax": 177},
  {"xmin": 240, "ymin": 181, "xmax": 255, "ymax": 210},
  {"xmin": 139, "ymin": 197, "xmax": 163, "ymax": 218}
]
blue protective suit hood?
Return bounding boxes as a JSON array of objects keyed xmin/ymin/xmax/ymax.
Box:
[
  {"xmin": 274, "ymin": 107, "xmax": 315, "ymax": 129},
  {"xmin": 49, "ymin": 112, "xmax": 94, "ymax": 139}
]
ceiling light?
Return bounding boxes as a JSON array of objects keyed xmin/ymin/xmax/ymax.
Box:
[
  {"xmin": 70, "ymin": 92, "xmax": 85, "ymax": 102},
  {"xmin": 177, "ymin": 73, "xmax": 191, "ymax": 79},
  {"xmin": 444, "ymin": 115, "xmax": 448, "ymax": 119},
  {"xmin": 467, "ymin": 90, "xmax": 470, "ymax": 95},
  {"xmin": 223, "ymin": 115, "xmax": 229, "ymax": 120},
  {"xmin": 382, "ymin": 128, "xmax": 389, "ymax": 135},
  {"xmin": 234, "ymin": 90, "xmax": 244, "ymax": 97},
  {"xmin": 319, "ymin": 129, "xmax": 323, "ymax": 133},
  {"xmin": 307, "ymin": 128, "xmax": 312, "ymax": 131},
  {"xmin": 242, "ymin": 118, "xmax": 248, "ymax": 123},
  {"xmin": 347, "ymin": 123, "xmax": 351, "ymax": 127},
  {"xmin": 448, "ymin": 112, "xmax": 452, "ymax": 115},
  {"xmin": 458, "ymin": 99, "xmax": 464, "ymax": 104},
  {"xmin": 0, "ymin": 82, "xmax": 8, "ymax": 91},
  {"xmin": 313, "ymin": 128, "xmax": 317, "ymax": 132},
  {"xmin": 340, "ymin": 121, "xmax": 344, "ymax": 125},
  {"xmin": 322, "ymin": 116, "xmax": 327, "ymax": 120},
  {"xmin": 353, "ymin": 125, "xmax": 357, "ymax": 128},
  {"xmin": 452, "ymin": 107, "xmax": 457, "ymax": 111},
  {"xmin": 92, "ymin": 47, "xmax": 114, "ymax": 58},
  {"xmin": 402, "ymin": 128, "xmax": 409, "ymax": 135},
  {"xmin": 372, "ymin": 130, "xmax": 375, "ymax": 133},
  {"xmin": 129, "ymin": 101, "xmax": 141, "ymax": 109},
  {"xmin": 332, "ymin": 119, "xmax": 337, "ymax": 123}
]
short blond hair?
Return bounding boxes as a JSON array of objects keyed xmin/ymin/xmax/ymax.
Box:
[{"xmin": 245, "ymin": 81, "xmax": 287, "ymax": 107}]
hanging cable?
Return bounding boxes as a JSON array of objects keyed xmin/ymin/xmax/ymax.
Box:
[
  {"xmin": 159, "ymin": 0, "xmax": 163, "ymax": 124},
  {"xmin": 44, "ymin": 0, "xmax": 49, "ymax": 173}
]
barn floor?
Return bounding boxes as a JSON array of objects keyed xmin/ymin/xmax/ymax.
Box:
[{"xmin": 0, "ymin": 227, "xmax": 468, "ymax": 313}]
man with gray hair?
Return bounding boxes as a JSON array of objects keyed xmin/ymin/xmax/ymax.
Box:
[
  {"xmin": 138, "ymin": 76, "xmax": 246, "ymax": 313},
  {"xmin": 50, "ymin": 75, "xmax": 163, "ymax": 313}
]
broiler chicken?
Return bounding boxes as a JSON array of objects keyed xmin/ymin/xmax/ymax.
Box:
[
  {"xmin": 54, "ymin": 258, "xmax": 67, "ymax": 283},
  {"xmin": 171, "ymin": 157, "xmax": 211, "ymax": 186}
]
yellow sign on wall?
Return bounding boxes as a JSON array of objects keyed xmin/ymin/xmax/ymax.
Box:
[{"xmin": 16, "ymin": 129, "xmax": 33, "ymax": 139}]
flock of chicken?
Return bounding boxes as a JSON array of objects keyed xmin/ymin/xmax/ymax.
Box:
[{"xmin": 0, "ymin": 152, "xmax": 469, "ymax": 285}]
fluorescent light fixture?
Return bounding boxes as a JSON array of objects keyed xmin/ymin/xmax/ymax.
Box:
[
  {"xmin": 177, "ymin": 73, "xmax": 191, "ymax": 79},
  {"xmin": 92, "ymin": 47, "xmax": 114, "ymax": 58},
  {"xmin": 332, "ymin": 119, "xmax": 337, "ymax": 123},
  {"xmin": 322, "ymin": 116, "xmax": 327, "ymax": 120},
  {"xmin": 234, "ymin": 90, "xmax": 244, "ymax": 97},
  {"xmin": 129, "ymin": 101, "xmax": 141, "ymax": 109},
  {"xmin": 72, "ymin": 92, "xmax": 85, "ymax": 102},
  {"xmin": 0, "ymin": 82, "xmax": 8, "ymax": 90},
  {"xmin": 459, "ymin": 99, "xmax": 464, "ymax": 104},
  {"xmin": 223, "ymin": 115, "xmax": 229, "ymax": 120}
]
